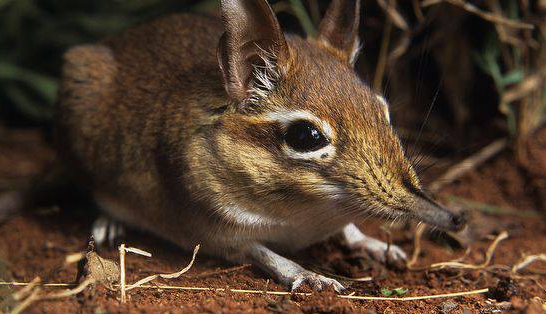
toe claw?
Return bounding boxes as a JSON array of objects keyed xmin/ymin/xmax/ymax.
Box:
[
  {"xmin": 352, "ymin": 238, "xmax": 408, "ymax": 268},
  {"xmin": 291, "ymin": 271, "xmax": 345, "ymax": 292}
]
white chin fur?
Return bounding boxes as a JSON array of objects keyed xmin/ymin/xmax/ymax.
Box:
[{"xmin": 218, "ymin": 205, "xmax": 286, "ymax": 228}]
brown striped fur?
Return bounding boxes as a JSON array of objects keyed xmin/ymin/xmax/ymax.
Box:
[{"xmin": 55, "ymin": 1, "xmax": 463, "ymax": 264}]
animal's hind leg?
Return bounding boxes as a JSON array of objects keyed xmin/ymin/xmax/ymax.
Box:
[
  {"xmin": 92, "ymin": 215, "xmax": 125, "ymax": 247},
  {"xmin": 0, "ymin": 191, "xmax": 24, "ymax": 224}
]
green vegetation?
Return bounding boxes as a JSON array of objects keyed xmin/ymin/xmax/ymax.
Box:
[{"xmin": 380, "ymin": 287, "xmax": 408, "ymax": 296}]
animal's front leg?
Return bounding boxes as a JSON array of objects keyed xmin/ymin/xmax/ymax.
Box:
[
  {"xmin": 341, "ymin": 223, "xmax": 407, "ymax": 268},
  {"xmin": 244, "ymin": 242, "xmax": 345, "ymax": 292}
]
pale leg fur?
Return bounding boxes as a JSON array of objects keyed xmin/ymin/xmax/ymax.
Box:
[
  {"xmin": 341, "ymin": 223, "xmax": 407, "ymax": 266},
  {"xmin": 245, "ymin": 243, "xmax": 345, "ymax": 292},
  {"xmin": 92, "ymin": 215, "xmax": 125, "ymax": 246}
]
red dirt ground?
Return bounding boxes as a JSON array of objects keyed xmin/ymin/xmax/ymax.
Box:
[{"xmin": 0, "ymin": 129, "xmax": 545, "ymax": 313}]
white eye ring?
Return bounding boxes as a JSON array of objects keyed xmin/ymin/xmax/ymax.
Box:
[
  {"xmin": 283, "ymin": 143, "xmax": 335, "ymax": 161},
  {"xmin": 264, "ymin": 110, "xmax": 336, "ymax": 161}
]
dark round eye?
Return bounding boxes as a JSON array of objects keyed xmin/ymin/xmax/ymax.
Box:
[{"xmin": 284, "ymin": 120, "xmax": 328, "ymax": 152}]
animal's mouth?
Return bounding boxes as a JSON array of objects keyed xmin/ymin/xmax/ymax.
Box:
[{"xmin": 407, "ymin": 195, "xmax": 466, "ymax": 232}]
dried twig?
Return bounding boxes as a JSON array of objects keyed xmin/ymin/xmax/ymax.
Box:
[
  {"xmin": 512, "ymin": 254, "xmax": 546, "ymax": 273},
  {"xmin": 422, "ymin": 0, "xmax": 534, "ymax": 29},
  {"xmin": 374, "ymin": 0, "xmax": 394, "ymax": 91},
  {"xmin": 124, "ymin": 247, "xmax": 152, "ymax": 257},
  {"xmin": 118, "ymin": 244, "xmax": 153, "ymax": 302},
  {"xmin": 412, "ymin": 0, "xmax": 425, "ymax": 22},
  {"xmin": 0, "ymin": 282, "xmax": 75, "ymax": 288},
  {"xmin": 0, "ymin": 281, "xmax": 489, "ymax": 302},
  {"xmin": 11, "ymin": 277, "xmax": 40, "ymax": 301},
  {"xmin": 388, "ymin": 34, "xmax": 411, "ymax": 64},
  {"xmin": 407, "ymin": 223, "xmax": 426, "ymax": 270},
  {"xmin": 40, "ymin": 278, "xmax": 94, "ymax": 300},
  {"xmin": 307, "ymin": 266, "xmax": 373, "ymax": 283},
  {"xmin": 376, "ymin": 0, "xmax": 409, "ymax": 31},
  {"xmin": 124, "ymin": 244, "xmax": 200, "ymax": 291},
  {"xmin": 408, "ymin": 225, "xmax": 508, "ymax": 271},
  {"xmin": 502, "ymin": 74, "xmax": 543, "ymax": 104},
  {"xmin": 189, "ymin": 264, "xmax": 250, "ymax": 279},
  {"xmin": 428, "ymin": 231, "xmax": 508, "ymax": 270},
  {"xmin": 448, "ymin": 196, "xmax": 543, "ymax": 218},
  {"xmin": 8, "ymin": 287, "xmax": 41, "ymax": 314},
  {"xmin": 64, "ymin": 252, "xmax": 84, "ymax": 266},
  {"xmin": 429, "ymin": 138, "xmax": 508, "ymax": 192},
  {"xmin": 488, "ymin": 0, "xmax": 525, "ymax": 47},
  {"xmin": 119, "ymin": 243, "xmax": 127, "ymax": 303},
  {"xmin": 341, "ymin": 287, "xmax": 489, "ymax": 301},
  {"xmin": 8, "ymin": 255, "xmax": 99, "ymax": 310}
]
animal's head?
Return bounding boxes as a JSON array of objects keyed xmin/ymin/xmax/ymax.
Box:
[{"xmin": 209, "ymin": 0, "xmax": 465, "ymax": 231}]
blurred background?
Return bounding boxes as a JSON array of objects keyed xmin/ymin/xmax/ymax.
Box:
[{"xmin": 0, "ymin": 0, "xmax": 546, "ymax": 192}]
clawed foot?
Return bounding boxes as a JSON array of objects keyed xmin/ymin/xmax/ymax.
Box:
[
  {"xmin": 342, "ymin": 223, "xmax": 407, "ymax": 269},
  {"xmin": 291, "ymin": 270, "xmax": 345, "ymax": 292},
  {"xmin": 247, "ymin": 243, "xmax": 346, "ymax": 293},
  {"xmin": 92, "ymin": 215, "xmax": 125, "ymax": 246},
  {"xmin": 349, "ymin": 238, "xmax": 407, "ymax": 269}
]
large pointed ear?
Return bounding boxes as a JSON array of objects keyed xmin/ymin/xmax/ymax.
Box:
[
  {"xmin": 217, "ymin": 0, "xmax": 289, "ymax": 103},
  {"xmin": 318, "ymin": 0, "xmax": 361, "ymax": 65}
]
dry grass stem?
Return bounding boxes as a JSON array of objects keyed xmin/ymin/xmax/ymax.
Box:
[
  {"xmin": 189, "ymin": 264, "xmax": 251, "ymax": 279},
  {"xmin": 41, "ymin": 278, "xmax": 94, "ymax": 300},
  {"xmin": 0, "ymin": 282, "xmax": 75, "ymax": 287},
  {"xmin": 422, "ymin": 0, "xmax": 534, "ymax": 29},
  {"xmin": 421, "ymin": 0, "xmax": 441, "ymax": 5},
  {"xmin": 64, "ymin": 252, "xmax": 84, "ymax": 266},
  {"xmin": 8, "ymin": 278, "xmax": 94, "ymax": 311},
  {"xmin": 376, "ymin": 0, "xmax": 409, "ymax": 31},
  {"xmin": 412, "ymin": 0, "xmax": 425, "ymax": 22},
  {"xmin": 124, "ymin": 244, "xmax": 199, "ymax": 291},
  {"xmin": 11, "ymin": 277, "xmax": 40, "ymax": 301},
  {"xmin": 373, "ymin": 0, "xmax": 393, "ymax": 91},
  {"xmin": 488, "ymin": 0, "xmax": 525, "ymax": 47},
  {"xmin": 120, "ymin": 285, "xmax": 488, "ymax": 301},
  {"xmin": 388, "ymin": 34, "xmax": 411, "ymax": 64},
  {"xmin": 0, "ymin": 280, "xmax": 489, "ymax": 302},
  {"xmin": 340, "ymin": 276, "xmax": 373, "ymax": 282},
  {"xmin": 340, "ymin": 287, "xmax": 489, "ymax": 301},
  {"xmin": 512, "ymin": 254, "xmax": 546, "ymax": 273},
  {"xmin": 408, "ymin": 225, "xmax": 508, "ymax": 271},
  {"xmin": 8, "ymin": 287, "xmax": 41, "ymax": 314},
  {"xmin": 407, "ymin": 223, "xmax": 426, "ymax": 270},
  {"xmin": 428, "ymin": 231, "xmax": 508, "ymax": 270},
  {"xmin": 119, "ymin": 243, "xmax": 127, "ymax": 303},
  {"xmin": 310, "ymin": 269, "xmax": 373, "ymax": 282},
  {"xmin": 502, "ymin": 74, "xmax": 543, "ymax": 104},
  {"xmin": 429, "ymin": 138, "xmax": 508, "ymax": 192},
  {"xmin": 124, "ymin": 247, "xmax": 152, "ymax": 257}
]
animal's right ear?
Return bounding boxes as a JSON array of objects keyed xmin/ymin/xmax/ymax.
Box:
[
  {"xmin": 217, "ymin": 0, "xmax": 289, "ymax": 103},
  {"xmin": 318, "ymin": 0, "xmax": 361, "ymax": 65}
]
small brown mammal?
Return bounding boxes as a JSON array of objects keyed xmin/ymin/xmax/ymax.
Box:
[{"xmin": 55, "ymin": 0, "xmax": 465, "ymax": 291}]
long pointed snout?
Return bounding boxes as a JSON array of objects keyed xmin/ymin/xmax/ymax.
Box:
[{"xmin": 409, "ymin": 195, "xmax": 466, "ymax": 231}]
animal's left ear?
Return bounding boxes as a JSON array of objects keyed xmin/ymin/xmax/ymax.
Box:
[{"xmin": 317, "ymin": 0, "xmax": 361, "ymax": 65}]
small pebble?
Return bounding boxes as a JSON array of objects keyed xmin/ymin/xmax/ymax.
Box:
[{"xmin": 439, "ymin": 300, "xmax": 459, "ymax": 313}]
